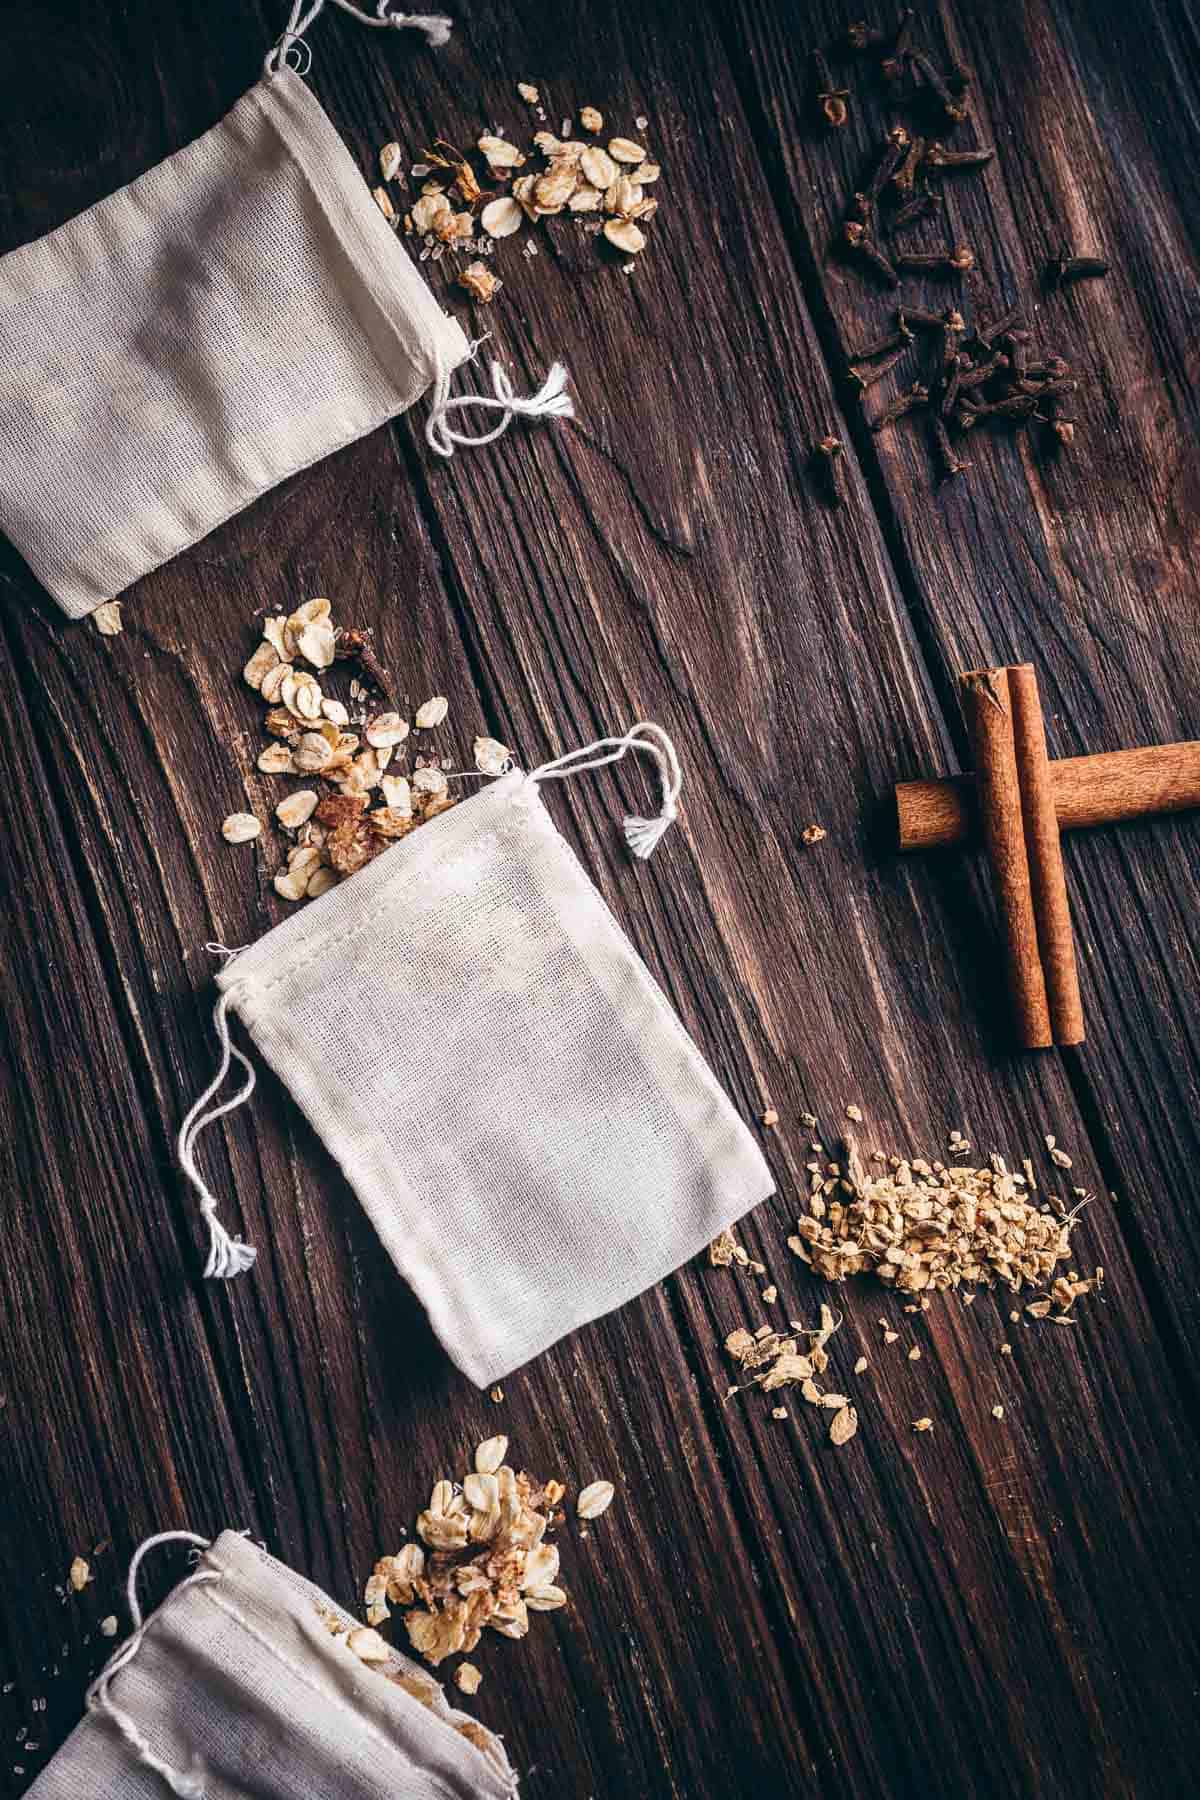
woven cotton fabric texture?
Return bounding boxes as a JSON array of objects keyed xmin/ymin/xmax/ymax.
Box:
[
  {"xmin": 216, "ymin": 769, "xmax": 775, "ymax": 1386},
  {"xmin": 0, "ymin": 70, "xmax": 468, "ymax": 619},
  {"xmin": 27, "ymin": 1531, "xmax": 515, "ymax": 1799}
]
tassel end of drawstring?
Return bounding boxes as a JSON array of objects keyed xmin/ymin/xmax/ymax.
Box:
[
  {"xmin": 427, "ymin": 359, "xmax": 575, "ymax": 458},
  {"xmin": 623, "ymin": 805, "xmax": 676, "ymax": 859},
  {"xmin": 398, "ymin": 12, "xmax": 453, "ymax": 47},
  {"xmin": 201, "ymin": 1205, "xmax": 258, "ymax": 1279},
  {"xmin": 531, "ymin": 723, "xmax": 683, "ymax": 860}
]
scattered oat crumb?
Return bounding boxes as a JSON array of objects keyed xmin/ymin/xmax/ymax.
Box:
[
  {"xmin": 854, "ymin": 1355, "xmax": 868, "ymax": 1374},
  {"xmin": 516, "ymin": 82, "xmax": 539, "ymax": 104},
  {"xmin": 801, "ymin": 824, "xmax": 827, "ymax": 845},
  {"xmin": 762, "ymin": 1285, "xmax": 778, "ymax": 1304},
  {"xmin": 708, "ymin": 1228, "xmax": 739, "ymax": 1267},
  {"xmin": 884, "ymin": 1330, "xmax": 899, "ymax": 1344},
  {"xmin": 579, "ymin": 105, "xmax": 603, "ymax": 132},
  {"xmin": 92, "ymin": 601, "xmax": 123, "ymax": 635},
  {"xmin": 99, "ymin": 1615, "xmax": 118, "ymax": 1638},
  {"xmin": 771, "ymin": 1406, "xmax": 788, "ymax": 1421},
  {"xmin": 800, "ymin": 1111, "xmax": 817, "ymax": 1128},
  {"xmin": 761, "ymin": 1106, "xmax": 779, "ymax": 1127},
  {"xmin": 68, "ymin": 1557, "xmax": 91, "ymax": 1592},
  {"xmin": 489, "ymin": 1385, "xmax": 504, "ymax": 1403},
  {"xmin": 907, "ymin": 1345, "xmax": 921, "ymax": 1361},
  {"xmin": 1000, "ymin": 1342, "xmax": 1013, "ymax": 1356},
  {"xmin": 992, "ymin": 1404, "xmax": 1005, "ymax": 1420},
  {"xmin": 845, "ymin": 1103, "xmax": 863, "ymax": 1122},
  {"xmin": 459, "ymin": 260, "xmax": 502, "ymax": 302},
  {"xmin": 455, "ymin": 1661, "xmax": 483, "ymax": 1694},
  {"xmin": 912, "ymin": 1417, "xmax": 934, "ymax": 1433}
]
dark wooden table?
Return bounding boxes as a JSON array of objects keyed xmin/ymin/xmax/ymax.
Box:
[{"xmin": 1, "ymin": 1, "xmax": 1198, "ymax": 1794}]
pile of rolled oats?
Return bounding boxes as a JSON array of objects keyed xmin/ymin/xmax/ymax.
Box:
[
  {"xmin": 363, "ymin": 1438, "xmax": 613, "ymax": 1674},
  {"xmin": 790, "ymin": 1131, "xmax": 1100, "ymax": 1317},
  {"xmin": 224, "ymin": 598, "xmax": 511, "ymax": 904},
  {"xmin": 374, "ymin": 88, "xmax": 662, "ymax": 302}
]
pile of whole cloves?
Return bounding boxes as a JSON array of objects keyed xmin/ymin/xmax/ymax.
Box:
[
  {"xmin": 854, "ymin": 300, "xmax": 1077, "ymax": 480},
  {"xmin": 808, "ymin": 10, "xmax": 1105, "ymax": 498}
]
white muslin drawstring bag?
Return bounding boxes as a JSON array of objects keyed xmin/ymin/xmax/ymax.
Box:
[
  {"xmin": 28, "ymin": 1529, "xmax": 517, "ymax": 1798},
  {"xmin": 0, "ymin": 0, "xmax": 573, "ymax": 621},
  {"xmin": 182, "ymin": 725, "xmax": 775, "ymax": 1386}
]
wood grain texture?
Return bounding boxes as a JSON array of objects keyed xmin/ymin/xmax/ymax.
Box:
[{"xmin": 0, "ymin": 2, "xmax": 1198, "ymax": 1797}]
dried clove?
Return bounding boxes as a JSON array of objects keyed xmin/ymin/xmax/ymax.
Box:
[
  {"xmin": 999, "ymin": 328, "xmax": 1033, "ymax": 378},
  {"xmin": 909, "ymin": 51, "xmax": 969, "ymax": 121},
  {"xmin": 1038, "ymin": 391, "xmax": 1076, "ymax": 448},
  {"xmin": 811, "ymin": 51, "xmax": 850, "ymax": 128},
  {"xmin": 880, "ymin": 9, "xmax": 917, "ymax": 89},
  {"xmin": 940, "ymin": 309, "xmax": 966, "ymax": 366},
  {"xmin": 940, "ymin": 351, "xmax": 966, "ymax": 416},
  {"xmin": 872, "ymin": 380, "xmax": 929, "ymax": 430},
  {"xmin": 850, "ymin": 342, "xmax": 910, "ymax": 389},
  {"xmin": 846, "ymin": 19, "xmax": 888, "ymax": 52},
  {"xmin": 335, "ymin": 627, "xmax": 393, "ymax": 699},
  {"xmin": 931, "ymin": 413, "xmax": 970, "ymax": 478},
  {"xmin": 956, "ymin": 391, "xmax": 1039, "ymax": 428},
  {"xmin": 1020, "ymin": 356, "xmax": 1070, "ymax": 383},
  {"xmin": 1047, "ymin": 251, "xmax": 1109, "ymax": 287},
  {"xmin": 897, "ymin": 304, "xmax": 948, "ymax": 332},
  {"xmin": 956, "ymin": 349, "xmax": 1009, "ymax": 391},
  {"xmin": 813, "ymin": 433, "xmax": 848, "ymax": 504},
  {"xmin": 895, "ymin": 244, "xmax": 975, "ymax": 275},
  {"xmin": 865, "ymin": 127, "xmax": 912, "ymax": 204},
  {"xmin": 889, "ymin": 191, "xmax": 939, "ymax": 234},
  {"xmin": 923, "ymin": 141, "xmax": 994, "ymax": 170},
  {"xmin": 892, "ymin": 133, "xmax": 927, "ymax": 194},
  {"xmin": 843, "ymin": 221, "xmax": 900, "ymax": 285},
  {"xmin": 848, "ymin": 322, "xmax": 913, "ymax": 361},
  {"xmin": 973, "ymin": 305, "xmax": 1023, "ymax": 349}
]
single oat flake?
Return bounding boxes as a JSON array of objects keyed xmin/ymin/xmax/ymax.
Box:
[
  {"xmin": 222, "ymin": 812, "xmax": 262, "ymax": 844},
  {"xmin": 829, "ymin": 1404, "xmax": 858, "ymax": 1446},
  {"xmin": 455, "ymin": 1662, "xmax": 483, "ymax": 1694},
  {"xmin": 68, "ymin": 1557, "xmax": 91, "ymax": 1592},
  {"xmin": 481, "ymin": 196, "xmax": 522, "ymax": 238},
  {"xmin": 415, "ymin": 695, "xmax": 449, "ymax": 729},
  {"xmin": 576, "ymin": 1480, "xmax": 615, "ymax": 1520}
]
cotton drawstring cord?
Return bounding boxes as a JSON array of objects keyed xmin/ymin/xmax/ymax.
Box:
[
  {"xmin": 86, "ymin": 1531, "xmax": 219, "ymax": 1797},
  {"xmin": 178, "ymin": 992, "xmax": 258, "ymax": 1279},
  {"xmin": 426, "ymin": 358, "xmax": 575, "ymax": 458},
  {"xmin": 530, "ymin": 722, "xmax": 683, "ymax": 858},
  {"xmin": 265, "ymin": 0, "xmax": 451, "ymax": 76}
]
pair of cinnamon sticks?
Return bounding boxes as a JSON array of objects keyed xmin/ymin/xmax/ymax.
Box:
[{"xmin": 960, "ymin": 664, "xmax": 1084, "ymax": 1048}]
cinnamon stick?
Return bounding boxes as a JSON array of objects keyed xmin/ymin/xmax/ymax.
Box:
[
  {"xmin": 895, "ymin": 740, "xmax": 1200, "ymax": 850},
  {"xmin": 1008, "ymin": 665, "xmax": 1085, "ymax": 1045},
  {"xmin": 961, "ymin": 667, "xmax": 1053, "ymax": 1048}
]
